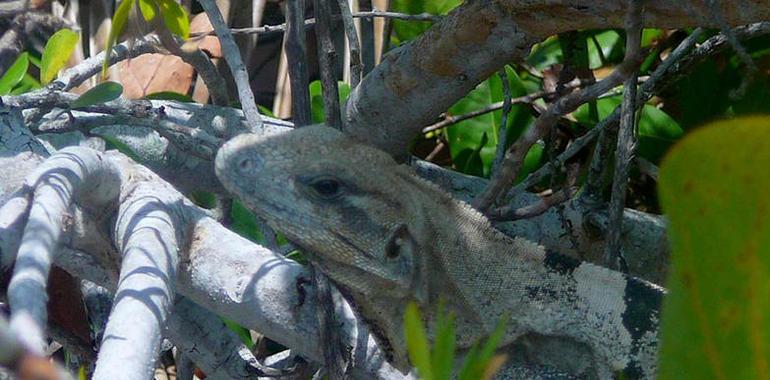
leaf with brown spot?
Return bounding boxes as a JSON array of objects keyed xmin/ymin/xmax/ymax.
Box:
[{"xmin": 659, "ymin": 116, "xmax": 770, "ymax": 380}]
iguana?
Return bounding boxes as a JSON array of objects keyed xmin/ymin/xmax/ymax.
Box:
[{"xmin": 214, "ymin": 125, "xmax": 665, "ymax": 379}]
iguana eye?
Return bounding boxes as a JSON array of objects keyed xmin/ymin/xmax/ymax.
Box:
[{"xmin": 310, "ymin": 178, "xmax": 343, "ymax": 199}]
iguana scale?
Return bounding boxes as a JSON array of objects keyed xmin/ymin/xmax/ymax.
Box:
[{"xmin": 215, "ymin": 125, "xmax": 665, "ymax": 379}]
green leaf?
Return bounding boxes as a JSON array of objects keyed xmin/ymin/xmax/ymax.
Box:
[
  {"xmin": 0, "ymin": 53, "xmax": 29, "ymax": 95},
  {"xmin": 454, "ymin": 132, "xmax": 489, "ymax": 177},
  {"xmin": 586, "ymin": 30, "xmax": 623, "ymax": 68},
  {"xmin": 445, "ymin": 80, "xmax": 497, "ymax": 176},
  {"xmin": 431, "ymin": 302, "xmax": 456, "ymax": 380},
  {"xmin": 103, "ymin": 0, "xmax": 135, "ymax": 78},
  {"xmin": 99, "ymin": 134, "xmax": 142, "ymax": 162},
  {"xmin": 456, "ymin": 317, "xmax": 506, "ymax": 380},
  {"xmin": 143, "ymin": 91, "xmax": 194, "ymax": 102},
  {"xmin": 158, "ymin": 0, "xmax": 190, "ymax": 39},
  {"xmin": 527, "ymin": 35, "xmax": 562, "ymax": 70},
  {"xmin": 27, "ymin": 54, "xmax": 41, "ymax": 69},
  {"xmin": 444, "ymin": 69, "xmax": 532, "ymax": 177},
  {"xmin": 221, "ymin": 318, "xmax": 255, "ymax": 349},
  {"xmin": 9, "ymin": 73, "xmax": 41, "ymax": 95},
  {"xmin": 404, "ymin": 302, "xmax": 433, "ymax": 380},
  {"xmin": 457, "ymin": 343, "xmax": 481, "ymax": 380},
  {"xmin": 658, "ymin": 116, "xmax": 770, "ymax": 379},
  {"xmin": 138, "ymin": 0, "xmax": 157, "ymax": 21},
  {"xmin": 257, "ymin": 104, "xmax": 276, "ymax": 118},
  {"xmin": 476, "ymin": 318, "xmax": 507, "ymax": 368},
  {"xmin": 189, "ymin": 191, "xmax": 216, "ymax": 209},
  {"xmin": 230, "ymin": 199, "xmax": 265, "ymax": 244},
  {"xmin": 308, "ymin": 80, "xmax": 351, "ymax": 124},
  {"xmin": 40, "ymin": 29, "xmax": 79, "ymax": 85},
  {"xmin": 71, "ymin": 81, "xmax": 123, "ymax": 109},
  {"xmin": 516, "ymin": 142, "xmax": 543, "ymax": 183}
]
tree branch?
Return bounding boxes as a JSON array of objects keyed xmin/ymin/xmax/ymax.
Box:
[
  {"xmin": 197, "ymin": 0, "xmax": 263, "ymax": 129},
  {"xmin": 603, "ymin": 0, "xmax": 644, "ymax": 272},
  {"xmin": 342, "ymin": 0, "xmax": 770, "ymax": 159}
]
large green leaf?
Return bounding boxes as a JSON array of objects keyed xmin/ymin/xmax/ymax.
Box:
[
  {"xmin": 658, "ymin": 116, "xmax": 770, "ymax": 379},
  {"xmin": 443, "ymin": 68, "xmax": 539, "ymax": 178},
  {"xmin": 158, "ymin": 0, "xmax": 190, "ymax": 39},
  {"xmin": 40, "ymin": 29, "xmax": 79, "ymax": 85},
  {"xmin": 138, "ymin": 0, "xmax": 157, "ymax": 21},
  {"xmin": 71, "ymin": 81, "xmax": 123, "ymax": 109},
  {"xmin": 444, "ymin": 78, "xmax": 498, "ymax": 175},
  {"xmin": 0, "ymin": 52, "xmax": 29, "ymax": 95}
]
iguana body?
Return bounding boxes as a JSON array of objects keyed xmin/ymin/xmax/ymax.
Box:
[{"xmin": 215, "ymin": 126, "xmax": 664, "ymax": 379}]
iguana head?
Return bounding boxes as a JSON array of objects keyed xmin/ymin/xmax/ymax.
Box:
[{"xmin": 215, "ymin": 125, "xmax": 437, "ymax": 369}]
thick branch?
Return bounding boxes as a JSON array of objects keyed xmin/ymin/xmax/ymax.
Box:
[{"xmin": 343, "ymin": 0, "xmax": 770, "ymax": 158}]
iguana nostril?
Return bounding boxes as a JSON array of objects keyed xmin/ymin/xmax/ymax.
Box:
[{"xmin": 236, "ymin": 154, "xmax": 263, "ymax": 175}]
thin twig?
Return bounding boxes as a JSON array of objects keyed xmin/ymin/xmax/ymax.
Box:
[
  {"xmin": 583, "ymin": 28, "xmax": 706, "ymax": 204},
  {"xmin": 603, "ymin": 0, "xmax": 644, "ymax": 272},
  {"xmin": 197, "ymin": 0, "xmax": 263, "ymax": 129},
  {"xmin": 473, "ymin": 35, "xmax": 646, "ymax": 212},
  {"xmin": 491, "ymin": 67, "xmax": 513, "ymax": 175},
  {"xmin": 52, "ymin": 37, "xmax": 158, "ymax": 92},
  {"xmin": 314, "ymin": 0, "xmax": 342, "ymax": 129},
  {"xmin": 154, "ymin": 20, "xmax": 230, "ymax": 106},
  {"xmin": 189, "ymin": 8, "xmax": 441, "ymax": 38},
  {"xmin": 490, "ymin": 163, "xmax": 580, "ymax": 221},
  {"xmin": 285, "ymin": 0, "xmax": 312, "ymax": 126},
  {"xmin": 422, "ymin": 83, "xmax": 630, "ymax": 135},
  {"xmin": 425, "ymin": 140, "xmax": 446, "ymax": 162},
  {"xmin": 422, "ymin": 80, "xmax": 578, "ymax": 134},
  {"xmin": 704, "ymin": 0, "xmax": 758, "ymax": 99},
  {"xmin": 636, "ymin": 156, "xmax": 659, "ymax": 181},
  {"xmin": 337, "ymin": 0, "xmax": 363, "ymax": 88}
]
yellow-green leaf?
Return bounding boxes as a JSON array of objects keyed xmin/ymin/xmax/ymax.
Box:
[
  {"xmin": 138, "ymin": 0, "xmax": 157, "ymax": 21},
  {"xmin": 71, "ymin": 81, "xmax": 123, "ymax": 109},
  {"xmin": 158, "ymin": 0, "xmax": 189, "ymax": 39},
  {"xmin": 0, "ymin": 52, "xmax": 29, "ymax": 95},
  {"xmin": 658, "ymin": 116, "xmax": 770, "ymax": 379},
  {"xmin": 40, "ymin": 29, "xmax": 79, "ymax": 85},
  {"xmin": 405, "ymin": 302, "xmax": 433, "ymax": 380},
  {"xmin": 103, "ymin": 0, "xmax": 135, "ymax": 78}
]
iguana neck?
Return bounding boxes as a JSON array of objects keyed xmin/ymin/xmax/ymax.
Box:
[{"xmin": 419, "ymin": 191, "xmax": 661, "ymax": 377}]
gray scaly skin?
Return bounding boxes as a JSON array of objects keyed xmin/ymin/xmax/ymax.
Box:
[{"xmin": 215, "ymin": 125, "xmax": 665, "ymax": 379}]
